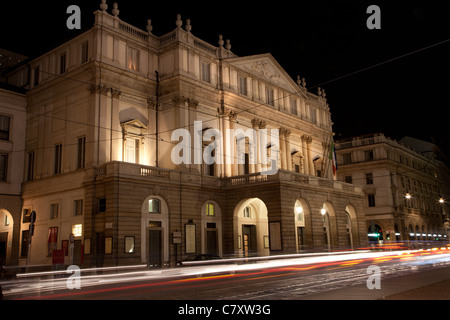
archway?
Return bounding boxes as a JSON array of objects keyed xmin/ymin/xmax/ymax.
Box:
[
  {"xmin": 0, "ymin": 209, "xmax": 13, "ymax": 266},
  {"xmin": 321, "ymin": 202, "xmax": 336, "ymax": 251},
  {"xmin": 345, "ymin": 205, "xmax": 357, "ymax": 250},
  {"xmin": 294, "ymin": 199, "xmax": 309, "ymax": 252},
  {"xmin": 201, "ymin": 200, "xmax": 222, "ymax": 257},
  {"xmin": 233, "ymin": 198, "xmax": 269, "ymax": 257},
  {"xmin": 141, "ymin": 195, "xmax": 169, "ymax": 268},
  {"xmin": 368, "ymin": 223, "xmax": 383, "ymax": 242}
]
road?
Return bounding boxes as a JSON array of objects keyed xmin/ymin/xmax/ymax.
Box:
[{"xmin": 2, "ymin": 247, "xmax": 450, "ymax": 301}]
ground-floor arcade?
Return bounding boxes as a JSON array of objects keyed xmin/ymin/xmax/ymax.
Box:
[{"xmin": 17, "ymin": 163, "xmax": 368, "ymax": 270}]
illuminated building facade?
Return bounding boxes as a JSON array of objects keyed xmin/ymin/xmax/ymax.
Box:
[
  {"xmin": 335, "ymin": 133, "xmax": 449, "ymax": 246},
  {"xmin": 3, "ymin": 2, "xmax": 367, "ymax": 269},
  {"xmin": 0, "ymin": 85, "xmax": 27, "ymax": 268}
]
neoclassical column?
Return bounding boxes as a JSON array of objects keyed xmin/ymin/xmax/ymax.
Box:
[
  {"xmin": 279, "ymin": 127, "xmax": 287, "ymax": 170},
  {"xmin": 301, "ymin": 135, "xmax": 309, "ymax": 175},
  {"xmin": 302, "ymin": 135, "xmax": 313, "ymax": 175},
  {"xmin": 257, "ymin": 120, "xmax": 266, "ymax": 173},
  {"xmin": 285, "ymin": 129, "xmax": 292, "ymax": 172},
  {"xmin": 229, "ymin": 112, "xmax": 238, "ymax": 176},
  {"xmin": 307, "ymin": 136, "xmax": 314, "ymax": 175}
]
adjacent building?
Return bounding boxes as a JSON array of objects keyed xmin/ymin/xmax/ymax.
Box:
[
  {"xmin": 2, "ymin": 1, "xmax": 367, "ymax": 269},
  {"xmin": 335, "ymin": 133, "xmax": 449, "ymax": 246},
  {"xmin": 0, "ymin": 85, "xmax": 27, "ymax": 267}
]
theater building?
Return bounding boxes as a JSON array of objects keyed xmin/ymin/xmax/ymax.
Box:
[{"xmin": 4, "ymin": 2, "xmax": 367, "ymax": 268}]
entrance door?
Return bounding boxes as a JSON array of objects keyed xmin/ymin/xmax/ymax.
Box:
[
  {"xmin": 95, "ymin": 232, "xmax": 105, "ymax": 268},
  {"xmin": 73, "ymin": 240, "xmax": 82, "ymax": 265},
  {"xmin": 206, "ymin": 230, "xmax": 217, "ymax": 255},
  {"xmin": 242, "ymin": 225, "xmax": 257, "ymax": 257},
  {"xmin": 148, "ymin": 229, "xmax": 162, "ymax": 268},
  {"xmin": 0, "ymin": 232, "xmax": 7, "ymax": 266},
  {"xmin": 297, "ymin": 227, "xmax": 305, "ymax": 252}
]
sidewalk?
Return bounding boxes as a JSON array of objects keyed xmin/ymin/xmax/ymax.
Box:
[{"xmin": 299, "ymin": 265, "xmax": 450, "ymax": 300}]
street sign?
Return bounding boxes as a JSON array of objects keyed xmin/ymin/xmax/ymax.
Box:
[{"xmin": 69, "ymin": 233, "xmax": 75, "ymax": 244}]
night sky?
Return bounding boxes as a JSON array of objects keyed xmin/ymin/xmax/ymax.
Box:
[{"xmin": 2, "ymin": 0, "xmax": 450, "ymax": 152}]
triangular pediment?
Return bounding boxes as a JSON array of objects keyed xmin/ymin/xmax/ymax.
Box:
[{"xmin": 224, "ymin": 53, "xmax": 307, "ymax": 98}]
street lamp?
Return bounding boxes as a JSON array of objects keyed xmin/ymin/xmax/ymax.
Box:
[
  {"xmin": 321, "ymin": 208, "xmax": 327, "ymax": 215},
  {"xmin": 295, "ymin": 206, "xmax": 303, "ymax": 214},
  {"xmin": 405, "ymin": 193, "xmax": 412, "ymax": 200},
  {"xmin": 439, "ymin": 197, "xmax": 445, "ymax": 204}
]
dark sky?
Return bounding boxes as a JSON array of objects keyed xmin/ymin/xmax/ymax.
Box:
[{"xmin": 2, "ymin": 0, "xmax": 450, "ymax": 150}]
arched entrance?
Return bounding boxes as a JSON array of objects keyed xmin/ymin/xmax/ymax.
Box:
[
  {"xmin": 141, "ymin": 195, "xmax": 169, "ymax": 268},
  {"xmin": 0, "ymin": 209, "xmax": 13, "ymax": 266},
  {"xmin": 321, "ymin": 202, "xmax": 335, "ymax": 251},
  {"xmin": 345, "ymin": 205, "xmax": 357, "ymax": 250},
  {"xmin": 201, "ymin": 200, "xmax": 222, "ymax": 257},
  {"xmin": 233, "ymin": 198, "xmax": 269, "ymax": 257},
  {"xmin": 368, "ymin": 223, "xmax": 383, "ymax": 242},
  {"xmin": 294, "ymin": 199, "xmax": 309, "ymax": 252}
]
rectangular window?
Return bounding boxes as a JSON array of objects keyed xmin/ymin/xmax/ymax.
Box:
[
  {"xmin": 366, "ymin": 173, "xmax": 374, "ymax": 185},
  {"xmin": 0, "ymin": 115, "xmax": 10, "ymax": 141},
  {"xmin": 72, "ymin": 224, "xmax": 82, "ymax": 237},
  {"xmin": 74, "ymin": 199, "xmax": 83, "ymax": 216},
  {"xmin": 23, "ymin": 209, "xmax": 31, "ymax": 223},
  {"xmin": 206, "ymin": 203, "xmax": 215, "ymax": 216},
  {"xmin": 125, "ymin": 138, "xmax": 139, "ymax": 164},
  {"xmin": 50, "ymin": 203, "xmax": 59, "ymax": 219},
  {"xmin": 81, "ymin": 41, "xmax": 89, "ymax": 64},
  {"xmin": 290, "ymin": 98, "xmax": 298, "ymax": 115},
  {"xmin": 311, "ymin": 108, "xmax": 317, "ymax": 124},
  {"xmin": 59, "ymin": 53, "xmax": 66, "ymax": 74},
  {"xmin": 201, "ymin": 62, "xmax": 211, "ymax": 83},
  {"xmin": 48, "ymin": 227, "xmax": 58, "ymax": 256},
  {"xmin": 243, "ymin": 206, "xmax": 251, "ymax": 218},
  {"xmin": 364, "ymin": 150, "xmax": 374, "ymax": 161},
  {"xmin": 148, "ymin": 199, "xmax": 160, "ymax": 213},
  {"xmin": 27, "ymin": 151, "xmax": 35, "ymax": 181},
  {"xmin": 77, "ymin": 136, "xmax": 86, "ymax": 169},
  {"xmin": 368, "ymin": 194, "xmax": 376, "ymax": 207},
  {"xmin": 345, "ymin": 175, "xmax": 353, "ymax": 184},
  {"xmin": 0, "ymin": 153, "xmax": 8, "ymax": 181},
  {"xmin": 33, "ymin": 66, "xmax": 40, "ymax": 86},
  {"xmin": 266, "ymin": 88, "xmax": 274, "ymax": 106},
  {"xmin": 54, "ymin": 143, "xmax": 62, "ymax": 174},
  {"xmin": 128, "ymin": 48, "xmax": 139, "ymax": 71},
  {"xmin": 343, "ymin": 153, "xmax": 352, "ymax": 164},
  {"xmin": 98, "ymin": 198, "xmax": 106, "ymax": 213},
  {"xmin": 239, "ymin": 77, "xmax": 247, "ymax": 95}
]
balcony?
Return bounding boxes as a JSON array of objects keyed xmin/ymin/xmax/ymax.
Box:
[{"xmin": 93, "ymin": 161, "xmax": 363, "ymax": 196}]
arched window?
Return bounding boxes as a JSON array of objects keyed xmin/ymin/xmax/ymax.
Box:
[
  {"xmin": 206, "ymin": 203, "xmax": 215, "ymax": 216},
  {"xmin": 148, "ymin": 199, "xmax": 161, "ymax": 214},
  {"xmin": 243, "ymin": 206, "xmax": 251, "ymax": 218}
]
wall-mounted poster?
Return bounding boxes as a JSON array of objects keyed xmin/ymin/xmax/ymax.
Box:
[
  {"xmin": 185, "ymin": 223, "xmax": 196, "ymax": 254},
  {"xmin": 105, "ymin": 237, "xmax": 112, "ymax": 254}
]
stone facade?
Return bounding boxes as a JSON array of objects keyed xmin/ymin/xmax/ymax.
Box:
[
  {"xmin": 4, "ymin": 2, "xmax": 366, "ymax": 268},
  {"xmin": 0, "ymin": 87, "xmax": 26, "ymax": 268},
  {"xmin": 335, "ymin": 133, "xmax": 449, "ymax": 247}
]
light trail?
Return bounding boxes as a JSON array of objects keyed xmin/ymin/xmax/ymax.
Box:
[{"xmin": 1, "ymin": 247, "xmax": 449, "ymax": 299}]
